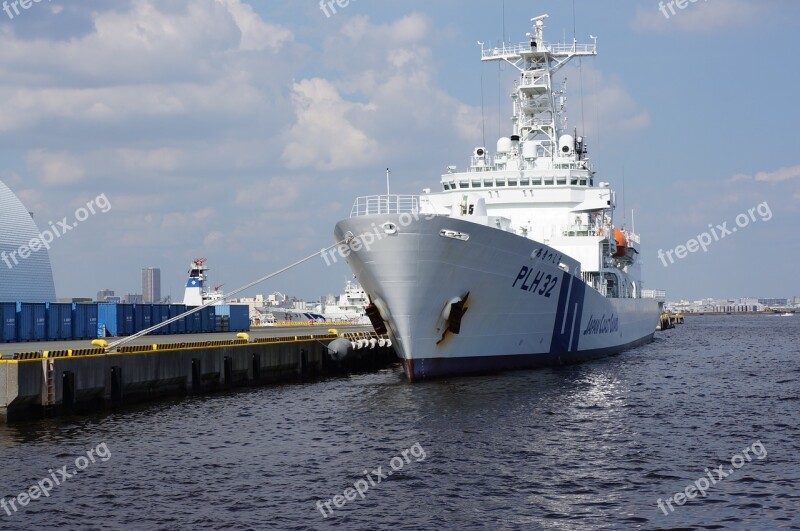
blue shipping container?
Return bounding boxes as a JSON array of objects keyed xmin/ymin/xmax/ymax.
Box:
[
  {"xmin": 167, "ymin": 304, "xmax": 184, "ymax": 334},
  {"xmin": 16, "ymin": 302, "xmax": 46, "ymax": 341},
  {"xmin": 1, "ymin": 302, "xmax": 16, "ymax": 342},
  {"xmin": 46, "ymin": 302, "xmax": 73, "ymax": 340},
  {"xmin": 97, "ymin": 304, "xmax": 118, "ymax": 337},
  {"xmin": 229, "ymin": 305, "xmax": 250, "ymax": 332},
  {"xmin": 150, "ymin": 305, "xmax": 169, "ymax": 335},
  {"xmin": 120, "ymin": 304, "xmax": 134, "ymax": 336},
  {"xmin": 72, "ymin": 303, "xmax": 98, "ymax": 340},
  {"xmin": 201, "ymin": 306, "xmax": 216, "ymax": 333},
  {"xmin": 170, "ymin": 304, "xmax": 187, "ymax": 334},
  {"xmin": 188, "ymin": 308, "xmax": 201, "ymax": 333},
  {"xmin": 142, "ymin": 304, "xmax": 153, "ymax": 331},
  {"xmin": 133, "ymin": 304, "xmax": 154, "ymax": 333},
  {"xmin": 98, "ymin": 303, "xmax": 133, "ymax": 337}
]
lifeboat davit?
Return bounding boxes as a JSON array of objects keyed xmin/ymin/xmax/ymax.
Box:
[{"xmin": 612, "ymin": 228, "xmax": 628, "ymax": 258}]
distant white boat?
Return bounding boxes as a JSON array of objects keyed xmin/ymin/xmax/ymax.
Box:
[{"xmin": 314, "ymin": 280, "xmax": 370, "ymax": 324}]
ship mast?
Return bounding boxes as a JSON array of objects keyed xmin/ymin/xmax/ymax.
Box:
[{"xmin": 480, "ymin": 14, "xmax": 597, "ymax": 160}]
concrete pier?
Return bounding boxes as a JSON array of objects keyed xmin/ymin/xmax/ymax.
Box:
[{"xmin": 0, "ymin": 327, "xmax": 395, "ymax": 423}]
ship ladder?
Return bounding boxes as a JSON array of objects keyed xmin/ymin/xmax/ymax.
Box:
[{"xmin": 41, "ymin": 358, "xmax": 56, "ymax": 414}]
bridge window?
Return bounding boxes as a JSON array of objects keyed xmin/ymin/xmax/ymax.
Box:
[
  {"xmin": 471, "ymin": 179, "xmax": 481, "ymax": 188},
  {"xmin": 557, "ymin": 177, "xmax": 567, "ymax": 185},
  {"xmin": 508, "ymin": 179, "xmax": 518, "ymax": 186},
  {"xmin": 520, "ymin": 178, "xmax": 530, "ymax": 186},
  {"xmin": 496, "ymin": 178, "xmax": 506, "ymax": 187},
  {"xmin": 459, "ymin": 181, "xmax": 469, "ymax": 189},
  {"xmin": 544, "ymin": 178, "xmax": 554, "ymax": 185}
]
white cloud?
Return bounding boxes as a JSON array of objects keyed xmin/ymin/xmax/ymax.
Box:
[
  {"xmin": 727, "ymin": 165, "xmax": 800, "ymax": 183},
  {"xmin": 0, "ymin": 0, "xmax": 293, "ymax": 134},
  {"xmin": 281, "ymin": 13, "xmax": 482, "ymax": 173},
  {"xmin": 234, "ymin": 175, "xmax": 312, "ymax": 210},
  {"xmin": 215, "ymin": 0, "xmax": 293, "ymax": 51},
  {"xmin": 281, "ymin": 78, "xmax": 381, "ymax": 171},
  {"xmin": 633, "ymin": 0, "xmax": 760, "ymax": 33},
  {"xmin": 564, "ymin": 64, "xmax": 650, "ymax": 136},
  {"xmin": 26, "ymin": 150, "xmax": 86, "ymax": 185}
]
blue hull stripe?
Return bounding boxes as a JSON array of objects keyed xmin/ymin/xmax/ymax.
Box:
[{"xmin": 550, "ymin": 273, "xmax": 586, "ymax": 354}]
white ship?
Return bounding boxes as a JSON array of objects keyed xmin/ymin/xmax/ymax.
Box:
[
  {"xmin": 253, "ymin": 282, "xmax": 369, "ymax": 325},
  {"xmin": 183, "ymin": 258, "xmax": 225, "ymax": 306},
  {"xmin": 251, "ymin": 292, "xmax": 324, "ymax": 325},
  {"xmin": 333, "ymin": 14, "xmax": 661, "ymax": 380},
  {"xmin": 314, "ymin": 280, "xmax": 370, "ymax": 323}
]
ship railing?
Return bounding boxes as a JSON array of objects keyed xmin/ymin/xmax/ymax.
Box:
[
  {"xmin": 350, "ymin": 195, "xmax": 420, "ymax": 217},
  {"xmin": 561, "ymin": 223, "xmax": 608, "ymax": 237},
  {"xmin": 625, "ymin": 231, "xmax": 641, "ymax": 245},
  {"xmin": 481, "ymin": 41, "xmax": 597, "ymax": 60}
]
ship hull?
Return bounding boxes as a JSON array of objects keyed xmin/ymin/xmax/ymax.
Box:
[{"xmin": 333, "ymin": 214, "xmax": 660, "ymax": 381}]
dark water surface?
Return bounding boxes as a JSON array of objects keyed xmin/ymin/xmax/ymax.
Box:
[{"xmin": 1, "ymin": 315, "xmax": 798, "ymax": 530}]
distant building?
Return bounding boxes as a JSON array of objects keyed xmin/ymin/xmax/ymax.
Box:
[
  {"xmin": 57, "ymin": 297, "xmax": 93, "ymax": 303},
  {"xmin": 641, "ymin": 289, "xmax": 666, "ymax": 301},
  {"xmin": 758, "ymin": 298, "xmax": 788, "ymax": 307},
  {"xmin": 105, "ymin": 296, "xmax": 121, "ymax": 304},
  {"xmin": 0, "ymin": 180, "xmax": 57, "ymax": 302},
  {"xmin": 123, "ymin": 293, "xmax": 143, "ymax": 304},
  {"xmin": 97, "ymin": 289, "xmax": 115, "ymax": 302},
  {"xmin": 235, "ymin": 294, "xmax": 265, "ymax": 321},
  {"xmin": 142, "ymin": 267, "xmax": 161, "ymax": 303},
  {"xmin": 666, "ymin": 297, "xmax": 766, "ymax": 313}
]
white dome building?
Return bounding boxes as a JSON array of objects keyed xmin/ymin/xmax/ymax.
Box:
[{"xmin": 0, "ymin": 181, "xmax": 57, "ymax": 302}]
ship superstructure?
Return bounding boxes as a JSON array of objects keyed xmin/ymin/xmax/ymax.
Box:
[
  {"xmin": 183, "ymin": 258, "xmax": 225, "ymax": 306},
  {"xmin": 334, "ymin": 14, "xmax": 660, "ymax": 380},
  {"xmin": 315, "ymin": 280, "xmax": 370, "ymax": 323}
]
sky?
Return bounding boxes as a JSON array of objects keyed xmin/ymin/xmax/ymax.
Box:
[{"xmin": 0, "ymin": 0, "xmax": 798, "ymax": 302}]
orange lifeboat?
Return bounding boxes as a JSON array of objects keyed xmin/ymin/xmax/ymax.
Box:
[{"xmin": 612, "ymin": 228, "xmax": 628, "ymax": 258}]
